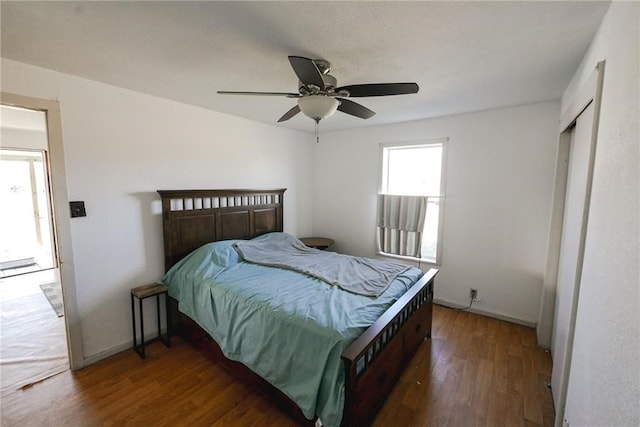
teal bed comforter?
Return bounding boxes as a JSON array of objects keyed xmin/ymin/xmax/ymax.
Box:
[{"xmin": 161, "ymin": 233, "xmax": 423, "ymax": 427}]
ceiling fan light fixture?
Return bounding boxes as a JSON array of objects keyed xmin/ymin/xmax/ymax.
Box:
[{"xmin": 298, "ymin": 95, "xmax": 339, "ymax": 121}]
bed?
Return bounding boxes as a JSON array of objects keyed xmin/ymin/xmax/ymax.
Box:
[{"xmin": 157, "ymin": 188, "xmax": 438, "ymax": 426}]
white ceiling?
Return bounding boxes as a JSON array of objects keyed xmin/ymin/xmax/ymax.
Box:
[{"xmin": 1, "ymin": 1, "xmax": 610, "ymax": 133}]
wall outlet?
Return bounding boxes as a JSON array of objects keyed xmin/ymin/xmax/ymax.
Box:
[{"xmin": 470, "ymin": 288, "xmax": 478, "ymax": 301}]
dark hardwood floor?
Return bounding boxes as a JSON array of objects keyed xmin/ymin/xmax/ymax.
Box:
[{"xmin": 0, "ymin": 305, "xmax": 555, "ymax": 426}]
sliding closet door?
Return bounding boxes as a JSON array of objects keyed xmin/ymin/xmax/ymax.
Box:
[{"xmin": 550, "ymin": 102, "xmax": 594, "ymax": 413}]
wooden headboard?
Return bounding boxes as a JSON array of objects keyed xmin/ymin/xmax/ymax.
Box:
[{"xmin": 157, "ymin": 189, "xmax": 286, "ymax": 272}]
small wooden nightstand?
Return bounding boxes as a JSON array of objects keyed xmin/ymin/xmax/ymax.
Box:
[
  {"xmin": 130, "ymin": 283, "xmax": 171, "ymax": 359},
  {"xmin": 300, "ymin": 237, "xmax": 335, "ymax": 250}
]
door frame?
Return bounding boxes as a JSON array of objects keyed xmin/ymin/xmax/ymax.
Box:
[
  {"xmin": 536, "ymin": 61, "xmax": 605, "ymax": 426},
  {"xmin": 1, "ymin": 92, "xmax": 84, "ymax": 370}
]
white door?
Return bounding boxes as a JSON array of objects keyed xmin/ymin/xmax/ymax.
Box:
[{"xmin": 550, "ymin": 102, "xmax": 594, "ymax": 413}]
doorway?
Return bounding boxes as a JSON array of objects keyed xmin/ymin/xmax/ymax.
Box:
[
  {"xmin": 0, "ymin": 104, "xmax": 68, "ymax": 393},
  {"xmin": 1, "ymin": 92, "xmax": 83, "ymax": 373}
]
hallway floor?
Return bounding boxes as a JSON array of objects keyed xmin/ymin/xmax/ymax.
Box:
[{"xmin": 0, "ymin": 268, "xmax": 68, "ymax": 395}]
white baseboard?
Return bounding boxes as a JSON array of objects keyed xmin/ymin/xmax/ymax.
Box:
[
  {"xmin": 433, "ymin": 298, "xmax": 537, "ymax": 328},
  {"xmin": 80, "ymin": 341, "xmax": 134, "ymax": 368},
  {"xmin": 79, "ymin": 326, "xmax": 169, "ymax": 368}
]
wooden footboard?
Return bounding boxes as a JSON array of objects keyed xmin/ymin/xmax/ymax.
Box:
[{"xmin": 341, "ymin": 268, "xmax": 437, "ymax": 426}]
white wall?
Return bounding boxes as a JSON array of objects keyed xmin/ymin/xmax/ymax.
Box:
[
  {"xmin": 560, "ymin": 2, "xmax": 640, "ymax": 426},
  {"xmin": 312, "ymin": 101, "xmax": 560, "ymax": 325},
  {"xmin": 1, "ymin": 59, "xmax": 314, "ymax": 363}
]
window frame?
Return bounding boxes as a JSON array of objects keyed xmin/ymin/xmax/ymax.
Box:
[{"xmin": 377, "ymin": 138, "xmax": 448, "ymax": 265}]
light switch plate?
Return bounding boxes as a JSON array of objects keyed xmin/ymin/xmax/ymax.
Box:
[{"xmin": 70, "ymin": 201, "xmax": 86, "ymax": 218}]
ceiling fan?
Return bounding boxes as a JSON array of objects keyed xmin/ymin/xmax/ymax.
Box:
[{"xmin": 218, "ymin": 56, "xmax": 419, "ymax": 128}]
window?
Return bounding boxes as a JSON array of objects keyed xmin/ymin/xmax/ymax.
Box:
[{"xmin": 378, "ymin": 139, "xmax": 447, "ymax": 264}]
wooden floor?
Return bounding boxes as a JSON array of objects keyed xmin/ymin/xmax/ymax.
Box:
[{"xmin": 0, "ymin": 305, "xmax": 555, "ymax": 426}]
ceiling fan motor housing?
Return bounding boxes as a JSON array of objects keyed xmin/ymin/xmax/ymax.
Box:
[
  {"xmin": 299, "ymin": 73, "xmax": 337, "ymax": 94},
  {"xmin": 312, "ymin": 59, "xmax": 331, "ymax": 74}
]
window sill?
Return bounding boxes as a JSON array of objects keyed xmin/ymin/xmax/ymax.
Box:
[{"xmin": 376, "ymin": 251, "xmax": 440, "ymax": 267}]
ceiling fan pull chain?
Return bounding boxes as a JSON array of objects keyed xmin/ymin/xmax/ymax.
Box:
[{"xmin": 315, "ymin": 119, "xmax": 320, "ymax": 143}]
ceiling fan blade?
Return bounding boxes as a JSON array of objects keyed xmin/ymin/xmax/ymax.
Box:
[
  {"xmin": 337, "ymin": 98, "xmax": 376, "ymax": 119},
  {"xmin": 336, "ymin": 83, "xmax": 419, "ymax": 97},
  {"xmin": 218, "ymin": 91, "xmax": 300, "ymax": 98},
  {"xmin": 288, "ymin": 56, "xmax": 325, "ymax": 89},
  {"xmin": 277, "ymin": 105, "xmax": 301, "ymax": 122}
]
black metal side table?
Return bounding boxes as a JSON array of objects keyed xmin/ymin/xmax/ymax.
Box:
[{"xmin": 130, "ymin": 283, "xmax": 171, "ymax": 359}]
